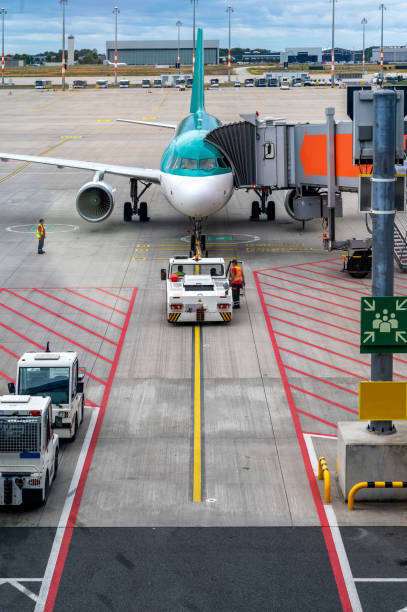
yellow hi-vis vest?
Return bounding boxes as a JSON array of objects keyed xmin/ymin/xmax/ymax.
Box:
[{"xmin": 37, "ymin": 224, "xmax": 45, "ymax": 239}]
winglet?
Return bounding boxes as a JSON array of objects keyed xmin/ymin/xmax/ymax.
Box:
[{"xmin": 190, "ymin": 28, "xmax": 205, "ymax": 114}]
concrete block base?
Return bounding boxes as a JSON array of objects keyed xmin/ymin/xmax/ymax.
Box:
[{"xmin": 337, "ymin": 421, "xmax": 407, "ymax": 501}]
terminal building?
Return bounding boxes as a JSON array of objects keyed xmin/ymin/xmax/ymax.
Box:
[
  {"xmin": 281, "ymin": 47, "xmax": 322, "ymax": 64},
  {"xmin": 105, "ymin": 40, "xmax": 219, "ymax": 65},
  {"xmin": 371, "ymin": 46, "xmax": 407, "ymax": 63}
]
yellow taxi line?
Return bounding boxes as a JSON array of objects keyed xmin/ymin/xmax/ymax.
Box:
[{"xmin": 193, "ymin": 324, "xmax": 202, "ymax": 502}]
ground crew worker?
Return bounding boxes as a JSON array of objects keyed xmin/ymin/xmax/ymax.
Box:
[
  {"xmin": 229, "ymin": 259, "xmax": 244, "ymax": 309},
  {"xmin": 176, "ymin": 265, "xmax": 185, "ymax": 279},
  {"xmin": 37, "ymin": 218, "xmax": 46, "ymax": 254}
]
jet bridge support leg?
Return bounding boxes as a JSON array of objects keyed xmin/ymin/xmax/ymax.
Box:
[{"xmin": 123, "ymin": 178, "xmax": 151, "ymax": 223}]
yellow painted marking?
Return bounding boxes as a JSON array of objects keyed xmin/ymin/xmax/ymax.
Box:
[
  {"xmin": 141, "ymin": 116, "xmax": 157, "ymax": 120},
  {"xmin": 155, "ymin": 92, "xmax": 170, "ymax": 110},
  {"xmin": 195, "ymin": 264, "xmax": 200, "ymax": 275},
  {"xmin": 132, "ymin": 257, "xmax": 146, "ymax": 261},
  {"xmin": 153, "ymin": 257, "xmax": 171, "ymax": 260},
  {"xmin": 0, "ymin": 137, "xmax": 74, "ymax": 184},
  {"xmin": 193, "ymin": 325, "xmax": 202, "ymax": 502},
  {"xmin": 97, "ymin": 119, "xmax": 112, "ymax": 122}
]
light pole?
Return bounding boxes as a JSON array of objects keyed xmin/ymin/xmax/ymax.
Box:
[
  {"xmin": 0, "ymin": 8, "xmax": 6, "ymax": 87},
  {"xmin": 331, "ymin": 0, "xmax": 337, "ymax": 87},
  {"xmin": 113, "ymin": 6, "xmax": 120, "ymax": 85},
  {"xmin": 190, "ymin": 0, "xmax": 198, "ymax": 72},
  {"xmin": 60, "ymin": 0, "xmax": 67, "ymax": 91},
  {"xmin": 226, "ymin": 5, "xmax": 233, "ymax": 82},
  {"xmin": 379, "ymin": 3, "xmax": 386, "ymax": 85},
  {"xmin": 176, "ymin": 20, "xmax": 182, "ymax": 75},
  {"xmin": 361, "ymin": 17, "xmax": 367, "ymax": 74}
]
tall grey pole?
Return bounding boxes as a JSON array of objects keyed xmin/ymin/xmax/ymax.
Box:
[
  {"xmin": 361, "ymin": 17, "xmax": 367, "ymax": 74},
  {"xmin": 176, "ymin": 20, "xmax": 182, "ymax": 75},
  {"xmin": 60, "ymin": 0, "xmax": 67, "ymax": 91},
  {"xmin": 0, "ymin": 8, "xmax": 6, "ymax": 87},
  {"xmin": 331, "ymin": 0, "xmax": 336, "ymax": 87},
  {"xmin": 113, "ymin": 6, "xmax": 120, "ymax": 85},
  {"xmin": 369, "ymin": 88, "xmax": 396, "ymax": 435},
  {"xmin": 379, "ymin": 4, "xmax": 386, "ymax": 85},
  {"xmin": 226, "ymin": 5, "xmax": 233, "ymax": 82}
]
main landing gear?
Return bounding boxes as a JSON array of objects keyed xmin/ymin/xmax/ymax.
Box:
[
  {"xmin": 250, "ymin": 187, "xmax": 275, "ymax": 222},
  {"xmin": 123, "ymin": 178, "xmax": 152, "ymax": 223}
]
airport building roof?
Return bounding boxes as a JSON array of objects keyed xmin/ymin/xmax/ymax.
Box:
[{"xmin": 106, "ymin": 39, "xmax": 219, "ymax": 65}]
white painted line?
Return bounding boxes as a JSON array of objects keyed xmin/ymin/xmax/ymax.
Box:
[
  {"xmin": 303, "ymin": 434, "xmax": 319, "ymax": 475},
  {"xmin": 305, "ymin": 434, "xmax": 363, "ymax": 612},
  {"xmin": 8, "ymin": 579, "xmax": 39, "ymax": 602},
  {"xmin": 305, "ymin": 433, "xmax": 338, "ymax": 440},
  {"xmin": 34, "ymin": 407, "xmax": 99, "ymax": 612},
  {"xmin": 355, "ymin": 578, "xmax": 407, "ymax": 582}
]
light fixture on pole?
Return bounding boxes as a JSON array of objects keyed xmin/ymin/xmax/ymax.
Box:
[
  {"xmin": 361, "ymin": 17, "xmax": 367, "ymax": 74},
  {"xmin": 60, "ymin": 0, "xmax": 67, "ymax": 91},
  {"xmin": 113, "ymin": 6, "xmax": 120, "ymax": 85},
  {"xmin": 330, "ymin": 0, "xmax": 338, "ymax": 87},
  {"xmin": 226, "ymin": 4, "xmax": 233, "ymax": 83},
  {"xmin": 190, "ymin": 0, "xmax": 198, "ymax": 73},
  {"xmin": 379, "ymin": 3, "xmax": 386, "ymax": 86},
  {"xmin": 0, "ymin": 8, "xmax": 6, "ymax": 87},
  {"xmin": 176, "ymin": 20, "xmax": 182, "ymax": 75}
]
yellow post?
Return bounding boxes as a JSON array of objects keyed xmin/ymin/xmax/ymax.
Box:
[
  {"xmin": 348, "ymin": 481, "xmax": 368, "ymax": 510},
  {"xmin": 318, "ymin": 457, "xmax": 331, "ymax": 503}
]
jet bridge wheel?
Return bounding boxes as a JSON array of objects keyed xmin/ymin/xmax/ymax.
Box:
[
  {"xmin": 267, "ymin": 200, "xmax": 275, "ymax": 221},
  {"xmin": 123, "ymin": 201, "xmax": 133, "ymax": 222},
  {"xmin": 250, "ymin": 201, "xmax": 260, "ymax": 221}
]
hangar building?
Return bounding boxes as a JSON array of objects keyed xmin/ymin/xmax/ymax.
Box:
[
  {"xmin": 105, "ymin": 40, "xmax": 219, "ymax": 65},
  {"xmin": 371, "ymin": 46, "xmax": 407, "ymax": 63}
]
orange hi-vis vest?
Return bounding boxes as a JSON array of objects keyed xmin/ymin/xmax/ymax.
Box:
[
  {"xmin": 230, "ymin": 265, "xmax": 243, "ymax": 285},
  {"xmin": 37, "ymin": 223, "xmax": 45, "ymax": 239}
]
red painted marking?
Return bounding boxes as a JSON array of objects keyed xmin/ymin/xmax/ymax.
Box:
[
  {"xmin": 284, "ymin": 365, "xmax": 358, "ymax": 396},
  {"xmin": 85, "ymin": 372, "xmax": 107, "ymax": 386},
  {"xmin": 0, "ymin": 302, "xmax": 113, "ymax": 364},
  {"xmin": 254, "ymin": 272, "xmax": 352, "ymax": 611},
  {"xmin": 270, "ymin": 316, "xmax": 359, "ymax": 349},
  {"xmin": 259, "ymin": 280, "xmax": 360, "ymax": 313},
  {"xmin": 65, "ymin": 289, "xmax": 127, "ymax": 315},
  {"xmin": 281, "ymin": 348, "xmax": 369, "ymax": 380},
  {"xmin": 289, "ymin": 384, "xmax": 358, "ymax": 415},
  {"xmin": 0, "ymin": 370, "xmax": 14, "ymax": 382},
  {"xmin": 272, "ymin": 268, "xmax": 370, "ymax": 296},
  {"xmin": 259, "ymin": 273, "xmax": 359, "ymax": 304},
  {"xmin": 96, "ymin": 288, "xmax": 130, "ymax": 303},
  {"xmin": 85, "ymin": 399, "xmax": 97, "ymax": 407},
  {"xmin": 0, "ymin": 321, "xmax": 44, "ymax": 350},
  {"xmin": 262, "ymin": 290, "xmax": 359, "ymax": 323},
  {"xmin": 0, "ymin": 344, "xmax": 19, "ymax": 359},
  {"xmin": 34, "ymin": 289, "xmax": 123, "ymax": 331},
  {"xmin": 265, "ymin": 302, "xmax": 358, "ymax": 335},
  {"xmin": 3, "ymin": 290, "xmax": 118, "ymax": 347},
  {"xmin": 43, "ymin": 288, "xmax": 138, "ymax": 612},
  {"xmin": 297, "ymin": 409, "xmax": 338, "ymax": 429},
  {"xmin": 292, "ymin": 264, "xmax": 371, "ymax": 288}
]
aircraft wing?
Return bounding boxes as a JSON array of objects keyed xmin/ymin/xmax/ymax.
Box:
[
  {"xmin": 0, "ymin": 152, "xmax": 161, "ymax": 183},
  {"xmin": 117, "ymin": 119, "xmax": 177, "ymax": 130}
]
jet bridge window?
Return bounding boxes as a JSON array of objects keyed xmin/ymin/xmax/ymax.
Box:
[
  {"xmin": 199, "ymin": 158, "xmax": 217, "ymax": 170},
  {"xmin": 180, "ymin": 158, "xmax": 198, "ymax": 170},
  {"xmin": 264, "ymin": 143, "xmax": 275, "ymax": 159}
]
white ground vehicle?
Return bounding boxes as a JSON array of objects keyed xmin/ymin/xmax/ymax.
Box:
[
  {"xmin": 280, "ymin": 77, "xmax": 290, "ymax": 90},
  {"xmin": 153, "ymin": 79, "xmax": 162, "ymax": 88},
  {"xmin": 210, "ymin": 78, "xmax": 219, "ymax": 88},
  {"xmin": 244, "ymin": 78, "xmax": 255, "ymax": 87},
  {"xmin": 96, "ymin": 79, "xmax": 108, "ymax": 88},
  {"xmin": 162, "ymin": 257, "xmax": 232, "ymax": 323},
  {"xmin": 141, "ymin": 79, "xmax": 151, "ymax": 88},
  {"xmin": 119, "ymin": 79, "xmax": 130, "ymax": 88},
  {"xmin": 9, "ymin": 351, "xmax": 85, "ymax": 440},
  {"xmin": 73, "ymin": 80, "xmax": 87, "ymax": 89},
  {"xmin": 0, "ymin": 395, "xmax": 59, "ymax": 506}
]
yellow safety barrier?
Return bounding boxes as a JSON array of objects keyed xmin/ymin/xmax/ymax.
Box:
[
  {"xmin": 318, "ymin": 456, "xmax": 331, "ymax": 503},
  {"xmin": 348, "ymin": 481, "xmax": 407, "ymax": 510}
]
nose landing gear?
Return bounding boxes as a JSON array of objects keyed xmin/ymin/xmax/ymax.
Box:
[
  {"xmin": 190, "ymin": 220, "xmax": 208, "ymax": 258},
  {"xmin": 123, "ymin": 178, "xmax": 152, "ymax": 223}
]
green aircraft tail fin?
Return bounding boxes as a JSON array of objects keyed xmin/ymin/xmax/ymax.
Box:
[{"xmin": 190, "ymin": 28, "xmax": 205, "ymax": 114}]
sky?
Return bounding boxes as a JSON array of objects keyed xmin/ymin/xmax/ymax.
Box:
[{"xmin": 2, "ymin": 0, "xmax": 407, "ymax": 55}]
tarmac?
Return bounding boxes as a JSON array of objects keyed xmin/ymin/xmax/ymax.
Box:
[{"xmin": 0, "ymin": 85, "xmax": 406, "ymax": 611}]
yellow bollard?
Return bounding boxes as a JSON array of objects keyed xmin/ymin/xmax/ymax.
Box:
[{"xmin": 318, "ymin": 457, "xmax": 331, "ymax": 503}]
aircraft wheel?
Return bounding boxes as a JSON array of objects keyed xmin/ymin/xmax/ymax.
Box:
[
  {"xmin": 123, "ymin": 201, "xmax": 133, "ymax": 222},
  {"xmin": 139, "ymin": 201, "xmax": 149, "ymax": 222},
  {"xmin": 250, "ymin": 201, "xmax": 260, "ymax": 221},
  {"xmin": 190, "ymin": 235, "xmax": 196, "ymax": 252},
  {"xmin": 266, "ymin": 200, "xmax": 275, "ymax": 221}
]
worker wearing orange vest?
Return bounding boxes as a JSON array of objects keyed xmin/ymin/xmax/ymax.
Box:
[
  {"xmin": 229, "ymin": 259, "xmax": 244, "ymax": 309},
  {"xmin": 37, "ymin": 218, "xmax": 46, "ymax": 254}
]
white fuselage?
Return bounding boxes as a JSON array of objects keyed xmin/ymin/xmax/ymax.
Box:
[{"xmin": 160, "ymin": 171, "xmax": 234, "ymax": 218}]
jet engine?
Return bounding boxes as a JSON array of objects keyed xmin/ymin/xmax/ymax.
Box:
[{"xmin": 76, "ymin": 181, "xmax": 115, "ymax": 222}]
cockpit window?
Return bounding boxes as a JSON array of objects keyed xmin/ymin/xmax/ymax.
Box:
[
  {"xmin": 180, "ymin": 158, "xmax": 198, "ymax": 170},
  {"xmin": 217, "ymin": 157, "xmax": 228, "ymax": 168},
  {"xmin": 166, "ymin": 157, "xmax": 180, "ymax": 170},
  {"xmin": 199, "ymin": 158, "xmax": 217, "ymax": 170}
]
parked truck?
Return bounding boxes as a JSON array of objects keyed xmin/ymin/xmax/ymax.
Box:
[
  {"xmin": 8, "ymin": 350, "xmax": 85, "ymax": 441},
  {"xmin": 0, "ymin": 394, "xmax": 59, "ymax": 506}
]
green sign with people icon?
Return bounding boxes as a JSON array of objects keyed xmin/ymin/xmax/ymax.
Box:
[{"xmin": 360, "ymin": 297, "xmax": 407, "ymax": 353}]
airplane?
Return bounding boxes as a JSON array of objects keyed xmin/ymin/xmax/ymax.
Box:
[
  {"xmin": 104, "ymin": 60, "xmax": 128, "ymax": 66},
  {"xmin": 0, "ymin": 28, "xmax": 234, "ymax": 252}
]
